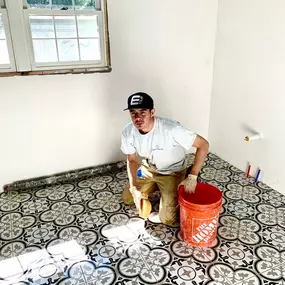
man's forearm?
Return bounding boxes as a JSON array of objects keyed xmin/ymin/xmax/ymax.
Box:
[
  {"xmin": 190, "ymin": 145, "xmax": 209, "ymax": 176},
  {"xmin": 127, "ymin": 160, "xmax": 138, "ymax": 188}
]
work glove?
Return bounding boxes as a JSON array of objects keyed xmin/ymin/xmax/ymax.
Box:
[
  {"xmin": 129, "ymin": 186, "xmax": 152, "ymax": 219},
  {"xmin": 179, "ymin": 174, "xmax": 198, "ymax": 194}
]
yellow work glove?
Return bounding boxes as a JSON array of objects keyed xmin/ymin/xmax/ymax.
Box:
[{"xmin": 179, "ymin": 174, "xmax": 198, "ymax": 194}]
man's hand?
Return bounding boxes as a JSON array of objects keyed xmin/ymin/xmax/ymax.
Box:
[
  {"xmin": 129, "ymin": 186, "xmax": 152, "ymax": 219},
  {"xmin": 179, "ymin": 174, "xmax": 198, "ymax": 193},
  {"xmin": 180, "ymin": 134, "xmax": 208, "ymax": 194},
  {"xmin": 129, "ymin": 186, "xmax": 138, "ymax": 192}
]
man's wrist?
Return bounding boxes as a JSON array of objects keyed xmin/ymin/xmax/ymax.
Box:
[{"xmin": 190, "ymin": 168, "xmax": 200, "ymax": 176}]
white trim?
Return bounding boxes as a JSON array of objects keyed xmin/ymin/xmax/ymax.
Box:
[
  {"xmin": 6, "ymin": 0, "xmax": 31, "ymax": 71},
  {"xmin": 0, "ymin": 9, "xmax": 16, "ymax": 72},
  {"xmin": 75, "ymin": 14, "xmax": 81, "ymax": 60},
  {"xmin": 28, "ymin": 61, "xmax": 104, "ymax": 71},
  {"xmin": 52, "ymin": 12, "xmax": 60, "ymax": 62},
  {"xmin": 95, "ymin": 0, "xmax": 101, "ymax": 11},
  {"xmin": 27, "ymin": 9, "xmax": 101, "ymax": 16},
  {"xmin": 97, "ymin": 11, "xmax": 106, "ymax": 66},
  {"xmin": 0, "ymin": 64, "xmax": 10, "ymax": 69},
  {"xmin": 31, "ymin": 60, "xmax": 102, "ymax": 69},
  {"xmin": 31, "ymin": 36, "xmax": 99, "ymax": 40},
  {"xmin": 34, "ymin": 60, "xmax": 102, "ymax": 67},
  {"xmin": 23, "ymin": 9, "xmax": 37, "ymax": 70},
  {"xmin": 100, "ymin": 0, "xmax": 107, "ymax": 65}
]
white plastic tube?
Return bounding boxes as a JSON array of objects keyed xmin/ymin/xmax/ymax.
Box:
[{"xmin": 244, "ymin": 133, "xmax": 263, "ymax": 142}]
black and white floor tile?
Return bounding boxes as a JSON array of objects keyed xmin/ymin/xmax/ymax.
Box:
[{"xmin": 0, "ymin": 153, "xmax": 285, "ymax": 284}]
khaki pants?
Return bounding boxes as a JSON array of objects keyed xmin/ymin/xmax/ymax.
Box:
[{"xmin": 122, "ymin": 160, "xmax": 186, "ymax": 226}]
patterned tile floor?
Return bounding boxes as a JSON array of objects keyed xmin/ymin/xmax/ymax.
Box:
[{"xmin": 0, "ymin": 153, "xmax": 284, "ymax": 285}]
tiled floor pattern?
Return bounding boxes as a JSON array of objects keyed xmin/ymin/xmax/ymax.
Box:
[{"xmin": 0, "ymin": 153, "xmax": 285, "ymax": 284}]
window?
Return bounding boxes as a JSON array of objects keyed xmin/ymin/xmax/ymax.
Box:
[{"xmin": 0, "ymin": 0, "xmax": 109, "ymax": 74}]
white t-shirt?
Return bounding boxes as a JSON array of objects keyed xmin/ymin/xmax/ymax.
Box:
[{"xmin": 121, "ymin": 116, "xmax": 197, "ymax": 174}]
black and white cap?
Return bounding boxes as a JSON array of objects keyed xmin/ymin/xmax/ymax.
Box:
[{"xmin": 124, "ymin": 92, "xmax": 154, "ymax": 111}]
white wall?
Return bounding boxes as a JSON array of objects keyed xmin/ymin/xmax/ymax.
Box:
[
  {"xmin": 209, "ymin": 0, "xmax": 285, "ymax": 193},
  {"xmin": 0, "ymin": 0, "xmax": 218, "ymax": 189}
]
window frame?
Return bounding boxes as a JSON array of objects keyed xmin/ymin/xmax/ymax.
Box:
[
  {"xmin": 0, "ymin": 8, "xmax": 16, "ymax": 72},
  {"xmin": 0, "ymin": 0, "xmax": 109, "ymax": 74},
  {"xmin": 24, "ymin": 9, "xmax": 106, "ymax": 71}
]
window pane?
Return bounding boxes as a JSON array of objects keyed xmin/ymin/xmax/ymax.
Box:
[
  {"xmin": 33, "ymin": 39, "xmax": 57, "ymax": 62},
  {"xmin": 30, "ymin": 16, "xmax": 55, "ymax": 38},
  {"xmin": 27, "ymin": 0, "xmax": 51, "ymax": 9},
  {"xmin": 58, "ymin": 39, "xmax": 79, "ymax": 61},
  {"xmin": 55, "ymin": 16, "xmax": 76, "ymax": 38},
  {"xmin": 77, "ymin": 15, "xmax": 98, "ymax": 37},
  {"xmin": 51, "ymin": 0, "xmax": 72, "ymax": 10},
  {"xmin": 79, "ymin": 39, "xmax": 100, "ymax": 61},
  {"xmin": 28, "ymin": 0, "xmax": 96, "ymax": 10},
  {"xmin": 0, "ymin": 15, "xmax": 5, "ymax": 39},
  {"xmin": 0, "ymin": 40, "xmax": 10, "ymax": 64},
  {"xmin": 75, "ymin": 0, "xmax": 95, "ymax": 10}
]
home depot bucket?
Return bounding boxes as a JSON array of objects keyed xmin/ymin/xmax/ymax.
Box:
[{"xmin": 178, "ymin": 182, "xmax": 222, "ymax": 247}]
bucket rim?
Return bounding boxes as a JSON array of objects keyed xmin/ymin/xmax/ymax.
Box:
[{"xmin": 178, "ymin": 183, "xmax": 222, "ymax": 208}]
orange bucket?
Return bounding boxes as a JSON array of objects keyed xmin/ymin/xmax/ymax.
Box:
[{"xmin": 178, "ymin": 182, "xmax": 222, "ymax": 247}]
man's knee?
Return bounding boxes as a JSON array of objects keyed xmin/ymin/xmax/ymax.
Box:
[{"xmin": 159, "ymin": 205, "xmax": 179, "ymax": 226}]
